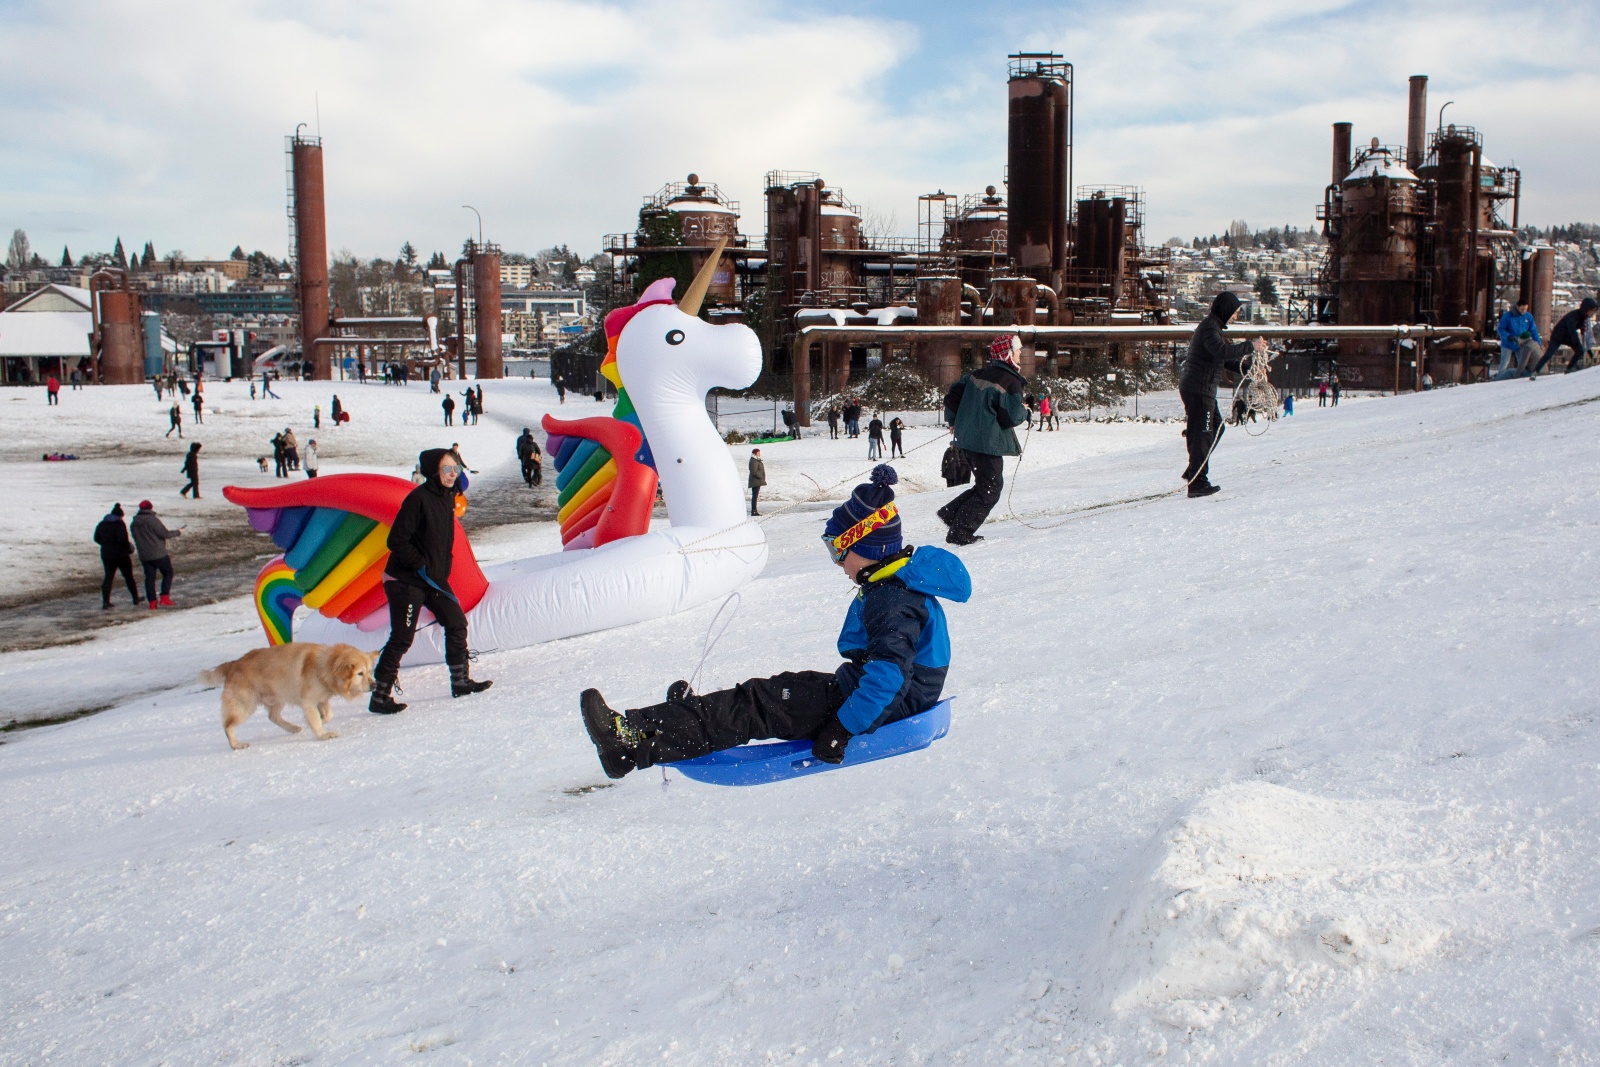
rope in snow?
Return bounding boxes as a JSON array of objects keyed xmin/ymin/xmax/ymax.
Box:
[
  {"xmin": 672, "ymin": 429, "xmax": 947, "ymax": 557},
  {"xmin": 687, "ymin": 591, "xmax": 741, "ymax": 696},
  {"xmin": 1001, "ymin": 349, "xmax": 1279, "ymax": 530}
]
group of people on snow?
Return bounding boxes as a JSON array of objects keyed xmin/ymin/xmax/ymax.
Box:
[
  {"xmin": 1497, "ymin": 296, "xmax": 1597, "ymax": 380},
  {"xmin": 94, "ymin": 501, "xmax": 182, "ymax": 611}
]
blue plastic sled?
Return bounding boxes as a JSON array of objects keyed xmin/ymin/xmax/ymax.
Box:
[{"xmin": 669, "ymin": 699, "xmax": 952, "ymax": 787}]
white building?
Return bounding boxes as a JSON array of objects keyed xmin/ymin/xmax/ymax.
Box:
[
  {"xmin": 500, "ymin": 261, "xmax": 534, "ymax": 288},
  {"xmin": 0, "ymin": 284, "xmax": 92, "ymax": 383}
]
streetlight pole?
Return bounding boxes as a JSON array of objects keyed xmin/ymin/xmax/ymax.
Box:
[{"xmin": 462, "ymin": 205, "xmax": 483, "ymax": 247}]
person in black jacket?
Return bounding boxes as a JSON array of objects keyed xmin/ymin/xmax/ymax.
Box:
[
  {"xmin": 94, "ymin": 503, "xmax": 140, "ymax": 609},
  {"xmin": 1527, "ymin": 297, "xmax": 1597, "ymax": 378},
  {"xmin": 938, "ymin": 335, "xmax": 1028, "ymax": 545},
  {"xmin": 179, "ymin": 442, "xmax": 201, "ymax": 498},
  {"xmin": 1179, "ymin": 292, "xmax": 1268, "ymax": 498},
  {"xmin": 369, "ymin": 448, "xmax": 492, "ymax": 714},
  {"xmin": 516, "ymin": 428, "xmax": 542, "ymax": 487}
]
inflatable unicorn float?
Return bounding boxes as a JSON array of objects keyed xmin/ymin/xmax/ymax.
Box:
[{"xmin": 223, "ymin": 242, "xmax": 768, "ymax": 663}]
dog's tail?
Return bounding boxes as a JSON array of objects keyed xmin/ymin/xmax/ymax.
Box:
[{"xmin": 197, "ymin": 663, "xmax": 230, "ymax": 687}]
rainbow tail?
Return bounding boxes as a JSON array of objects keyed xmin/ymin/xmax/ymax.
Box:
[{"xmin": 255, "ymin": 557, "xmax": 303, "ymax": 645}]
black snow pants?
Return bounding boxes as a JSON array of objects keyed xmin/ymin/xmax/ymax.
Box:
[
  {"xmin": 1181, "ymin": 390, "xmax": 1225, "ymax": 484},
  {"xmin": 141, "ymin": 557, "xmax": 173, "ymax": 602},
  {"xmin": 102, "ymin": 554, "xmax": 137, "ymax": 605},
  {"xmin": 375, "ymin": 579, "xmax": 469, "ymax": 681},
  {"xmin": 627, "ymin": 670, "xmax": 844, "ymax": 768},
  {"xmin": 944, "ymin": 450, "xmax": 1004, "ymax": 538}
]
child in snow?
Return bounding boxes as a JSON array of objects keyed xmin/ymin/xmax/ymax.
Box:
[{"xmin": 581, "ymin": 465, "xmax": 972, "ymax": 778}]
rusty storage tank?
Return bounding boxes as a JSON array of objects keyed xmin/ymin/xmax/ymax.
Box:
[
  {"xmin": 92, "ymin": 277, "xmax": 144, "ymax": 385},
  {"xmin": 947, "ymin": 186, "xmax": 1008, "ymax": 289},
  {"xmin": 291, "ymin": 133, "xmax": 331, "ymax": 380},
  {"xmin": 1072, "ymin": 191, "xmax": 1128, "ymax": 310},
  {"xmin": 1006, "ymin": 53, "xmax": 1072, "ymax": 290},
  {"xmin": 815, "ymin": 185, "xmax": 863, "ymax": 297},
  {"xmin": 472, "ymin": 244, "xmax": 503, "ymax": 378},
  {"xmin": 1335, "ymin": 140, "xmax": 1424, "ymax": 387},
  {"xmin": 665, "ymin": 173, "xmax": 739, "ymax": 304},
  {"xmin": 1520, "ymin": 246, "xmax": 1556, "ymax": 341}
]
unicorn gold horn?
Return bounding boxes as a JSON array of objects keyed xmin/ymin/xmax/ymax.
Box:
[{"xmin": 678, "ymin": 237, "xmax": 729, "ymax": 317}]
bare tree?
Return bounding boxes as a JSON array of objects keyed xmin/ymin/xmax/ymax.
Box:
[
  {"xmin": 7, "ymin": 228, "xmax": 29, "ymax": 270},
  {"xmin": 861, "ymin": 206, "xmax": 899, "ymax": 241}
]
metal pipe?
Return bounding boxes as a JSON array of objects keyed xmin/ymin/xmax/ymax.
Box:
[
  {"xmin": 790, "ymin": 323, "xmax": 1476, "ymax": 424},
  {"xmin": 331, "ymin": 316, "xmax": 432, "ymax": 326},
  {"xmin": 962, "ymin": 283, "xmax": 984, "ymax": 324},
  {"xmin": 1035, "ymin": 283, "xmax": 1059, "ymax": 326},
  {"xmin": 1467, "ymin": 142, "xmax": 1482, "ymax": 346},
  {"xmin": 313, "ymin": 336, "xmax": 432, "ymax": 346}
]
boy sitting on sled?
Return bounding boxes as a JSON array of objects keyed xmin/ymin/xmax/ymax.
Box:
[{"xmin": 581, "ymin": 465, "xmax": 971, "ymax": 779}]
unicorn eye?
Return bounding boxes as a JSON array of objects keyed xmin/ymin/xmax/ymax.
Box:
[{"xmin": 665, "ymin": 329, "xmax": 685, "ymax": 346}]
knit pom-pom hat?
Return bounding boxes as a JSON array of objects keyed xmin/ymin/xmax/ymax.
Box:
[{"xmin": 823, "ymin": 465, "xmax": 903, "ymax": 560}]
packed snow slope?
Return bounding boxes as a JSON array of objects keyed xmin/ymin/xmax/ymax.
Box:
[{"xmin": 3, "ymin": 373, "xmax": 1600, "ymax": 1065}]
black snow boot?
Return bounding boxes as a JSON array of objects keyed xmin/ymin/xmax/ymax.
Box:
[
  {"xmin": 935, "ymin": 503, "xmax": 954, "ymax": 529},
  {"xmin": 1187, "ymin": 480, "xmax": 1222, "ymax": 499},
  {"xmin": 581, "ymin": 689, "xmax": 641, "ymax": 779},
  {"xmin": 450, "ymin": 662, "xmax": 493, "ymax": 698},
  {"xmin": 369, "ymin": 676, "xmax": 407, "ymax": 715},
  {"xmin": 945, "ymin": 529, "xmax": 984, "ymax": 546}
]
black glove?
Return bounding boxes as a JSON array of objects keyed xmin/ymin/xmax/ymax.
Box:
[{"xmin": 811, "ymin": 716, "xmax": 851, "ymax": 764}]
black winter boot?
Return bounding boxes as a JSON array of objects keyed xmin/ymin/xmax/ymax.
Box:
[
  {"xmin": 581, "ymin": 689, "xmax": 641, "ymax": 779},
  {"xmin": 369, "ymin": 676, "xmax": 407, "ymax": 715},
  {"xmin": 450, "ymin": 662, "xmax": 493, "ymax": 698},
  {"xmin": 1187, "ymin": 480, "xmax": 1222, "ymax": 499}
]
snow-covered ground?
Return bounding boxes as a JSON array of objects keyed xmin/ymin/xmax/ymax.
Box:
[{"xmin": 3, "ymin": 372, "xmax": 1600, "ymax": 1064}]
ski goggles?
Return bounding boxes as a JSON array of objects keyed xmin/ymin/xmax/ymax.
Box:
[{"xmin": 825, "ymin": 502, "xmax": 898, "ymax": 563}]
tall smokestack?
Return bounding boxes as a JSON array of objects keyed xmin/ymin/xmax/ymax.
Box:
[
  {"xmin": 291, "ymin": 134, "xmax": 331, "ymax": 380},
  {"xmin": 1331, "ymin": 122, "xmax": 1353, "ymax": 184},
  {"xmin": 472, "ymin": 245, "xmax": 503, "ymax": 379},
  {"xmin": 1406, "ymin": 75, "xmax": 1428, "ymax": 168}
]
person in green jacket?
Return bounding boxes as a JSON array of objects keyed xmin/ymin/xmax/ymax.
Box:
[
  {"xmin": 937, "ymin": 334, "xmax": 1028, "ymax": 546},
  {"xmin": 748, "ymin": 448, "xmax": 766, "ymax": 516}
]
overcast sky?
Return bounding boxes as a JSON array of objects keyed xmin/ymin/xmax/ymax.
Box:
[{"xmin": 2, "ymin": 0, "xmax": 1595, "ymax": 264}]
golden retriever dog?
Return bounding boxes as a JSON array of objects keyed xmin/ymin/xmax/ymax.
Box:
[{"xmin": 199, "ymin": 642, "xmax": 379, "ymax": 751}]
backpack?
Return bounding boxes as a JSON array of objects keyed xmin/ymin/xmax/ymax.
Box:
[{"xmin": 941, "ymin": 443, "xmax": 972, "ymax": 487}]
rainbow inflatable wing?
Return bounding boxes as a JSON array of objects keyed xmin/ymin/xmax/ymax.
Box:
[
  {"xmin": 542, "ymin": 282, "xmax": 670, "ymax": 551},
  {"xmin": 225, "ymin": 473, "xmax": 489, "ymax": 644}
]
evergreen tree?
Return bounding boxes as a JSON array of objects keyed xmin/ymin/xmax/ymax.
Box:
[
  {"xmin": 399, "ymin": 241, "xmax": 418, "ymax": 269},
  {"xmin": 60, "ymin": 246, "xmax": 73, "ymax": 268},
  {"xmin": 230, "ymin": 245, "xmax": 245, "ymax": 260},
  {"xmin": 141, "ymin": 241, "xmax": 156, "ymax": 268},
  {"xmin": 426, "ymin": 250, "xmax": 447, "ymax": 270},
  {"xmin": 112, "ymin": 237, "xmax": 127, "ymax": 269},
  {"xmin": 1255, "ymin": 273, "xmax": 1279, "ymax": 306}
]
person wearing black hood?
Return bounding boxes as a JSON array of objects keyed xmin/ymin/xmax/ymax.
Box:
[
  {"xmin": 369, "ymin": 447, "xmax": 492, "ymax": 714},
  {"xmin": 94, "ymin": 503, "xmax": 139, "ymax": 609},
  {"xmin": 1179, "ymin": 292, "xmax": 1268, "ymax": 498},
  {"xmin": 180, "ymin": 442, "xmax": 201, "ymax": 498},
  {"xmin": 1527, "ymin": 297, "xmax": 1598, "ymax": 378}
]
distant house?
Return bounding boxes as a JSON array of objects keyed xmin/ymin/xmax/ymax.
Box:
[{"xmin": 0, "ymin": 284, "xmax": 92, "ymax": 384}]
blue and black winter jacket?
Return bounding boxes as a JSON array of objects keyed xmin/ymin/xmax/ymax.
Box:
[{"xmin": 833, "ymin": 545, "xmax": 972, "ymax": 735}]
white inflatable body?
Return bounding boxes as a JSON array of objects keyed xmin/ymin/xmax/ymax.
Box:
[{"xmin": 296, "ymin": 284, "xmax": 769, "ymax": 663}]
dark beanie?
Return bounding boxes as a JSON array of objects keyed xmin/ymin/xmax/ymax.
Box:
[
  {"xmin": 111, "ymin": 503, "xmax": 124, "ymax": 517},
  {"xmin": 1211, "ymin": 291, "xmax": 1243, "ymax": 321},
  {"xmin": 1581, "ymin": 296, "xmax": 1597, "ymax": 314},
  {"xmin": 824, "ymin": 465, "xmax": 902, "ymax": 560}
]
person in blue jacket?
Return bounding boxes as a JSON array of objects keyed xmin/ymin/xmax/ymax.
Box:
[
  {"xmin": 581, "ymin": 464, "xmax": 972, "ymax": 778},
  {"xmin": 1496, "ymin": 298, "xmax": 1542, "ymax": 378}
]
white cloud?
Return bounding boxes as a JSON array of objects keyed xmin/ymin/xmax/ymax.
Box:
[{"xmin": 1, "ymin": 0, "xmax": 1594, "ymax": 261}]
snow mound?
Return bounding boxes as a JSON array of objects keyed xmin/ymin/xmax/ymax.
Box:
[{"xmin": 1100, "ymin": 782, "xmax": 1449, "ymax": 1018}]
